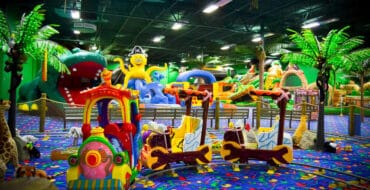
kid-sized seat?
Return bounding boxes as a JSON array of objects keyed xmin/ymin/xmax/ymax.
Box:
[{"xmin": 171, "ymin": 115, "xmax": 202, "ymax": 153}]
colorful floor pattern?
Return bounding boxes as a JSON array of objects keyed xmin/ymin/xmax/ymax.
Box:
[{"xmin": 2, "ymin": 113, "xmax": 370, "ymax": 189}]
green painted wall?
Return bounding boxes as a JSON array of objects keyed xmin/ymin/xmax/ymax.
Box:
[
  {"xmin": 0, "ymin": 52, "xmax": 40, "ymax": 101},
  {"xmin": 0, "ymin": 52, "xmax": 10, "ymax": 100},
  {"xmin": 107, "ymin": 62, "xmax": 119, "ymax": 71},
  {"xmin": 296, "ymin": 63, "xmax": 318, "ymax": 85}
]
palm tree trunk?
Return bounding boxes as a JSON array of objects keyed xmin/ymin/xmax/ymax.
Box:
[
  {"xmin": 330, "ymin": 70, "xmax": 336, "ymax": 106},
  {"xmin": 8, "ymin": 65, "xmax": 20, "ymax": 137},
  {"xmin": 316, "ymin": 95, "xmax": 325, "ymax": 151},
  {"xmin": 360, "ymin": 73, "xmax": 364, "ymax": 122},
  {"xmin": 259, "ymin": 58, "xmax": 264, "ymax": 90},
  {"xmin": 315, "ymin": 67, "xmax": 329, "ymax": 151}
]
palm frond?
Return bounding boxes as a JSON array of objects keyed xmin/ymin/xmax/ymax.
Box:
[
  {"xmin": 33, "ymin": 40, "xmax": 71, "ymax": 74},
  {"xmin": 322, "ymin": 26, "xmax": 351, "ymax": 58},
  {"xmin": 340, "ymin": 48, "xmax": 370, "ymax": 72},
  {"xmin": 321, "ymin": 29, "xmax": 338, "ymax": 58},
  {"xmin": 15, "ymin": 4, "xmax": 45, "ymax": 49},
  {"xmin": 287, "ymin": 28, "xmax": 319, "ymax": 58},
  {"xmin": 301, "ymin": 29, "xmax": 320, "ymax": 54},
  {"xmin": 35, "ymin": 40, "xmax": 70, "ymax": 55},
  {"xmin": 49, "ymin": 54, "xmax": 70, "ymax": 74},
  {"xmin": 330, "ymin": 48, "xmax": 370, "ymax": 72},
  {"xmin": 36, "ymin": 25, "xmax": 59, "ymax": 40},
  {"xmin": 0, "ymin": 9, "xmax": 10, "ymax": 47},
  {"xmin": 281, "ymin": 52, "xmax": 316, "ymax": 66},
  {"xmin": 334, "ymin": 36, "xmax": 364, "ymax": 55}
]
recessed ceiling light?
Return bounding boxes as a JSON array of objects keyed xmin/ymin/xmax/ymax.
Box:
[
  {"xmin": 251, "ymin": 37, "xmax": 262, "ymax": 43},
  {"xmin": 265, "ymin": 59, "xmax": 273, "ymax": 64},
  {"xmin": 71, "ymin": 10, "xmax": 80, "ymax": 19},
  {"xmin": 172, "ymin": 22, "xmax": 183, "ymax": 30},
  {"xmin": 73, "ymin": 30, "xmax": 81, "ymax": 35},
  {"xmin": 264, "ymin": 33, "xmax": 274, "ymax": 37},
  {"xmin": 321, "ymin": 18, "xmax": 339, "ymax": 24},
  {"xmin": 203, "ymin": 4, "xmax": 219, "ymax": 14},
  {"xmin": 220, "ymin": 45, "xmax": 230, "ymax": 50},
  {"xmin": 217, "ymin": 0, "xmax": 233, "ymax": 7},
  {"xmin": 302, "ymin": 22, "xmax": 320, "ymax": 29},
  {"xmin": 91, "ymin": 44, "xmax": 97, "ymax": 50},
  {"xmin": 153, "ymin": 35, "xmax": 165, "ymax": 43}
]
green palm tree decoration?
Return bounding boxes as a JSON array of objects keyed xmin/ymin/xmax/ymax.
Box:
[
  {"xmin": 0, "ymin": 4, "xmax": 70, "ymax": 137},
  {"xmin": 281, "ymin": 26, "xmax": 369, "ymax": 151},
  {"xmin": 342, "ymin": 54, "xmax": 370, "ymax": 121}
]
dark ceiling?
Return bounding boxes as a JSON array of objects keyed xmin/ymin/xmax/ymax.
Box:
[{"xmin": 2, "ymin": 0, "xmax": 370, "ymax": 66}]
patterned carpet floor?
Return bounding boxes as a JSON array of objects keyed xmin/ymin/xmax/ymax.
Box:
[{"xmin": 2, "ymin": 113, "xmax": 370, "ymax": 189}]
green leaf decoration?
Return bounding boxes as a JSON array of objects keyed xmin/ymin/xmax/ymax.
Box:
[
  {"xmin": 0, "ymin": 4, "xmax": 70, "ymax": 74},
  {"xmin": 286, "ymin": 28, "xmax": 319, "ymax": 58},
  {"xmin": 15, "ymin": 4, "xmax": 45, "ymax": 49},
  {"xmin": 0, "ymin": 9, "xmax": 10, "ymax": 47},
  {"xmin": 283, "ymin": 26, "xmax": 368, "ymax": 74},
  {"xmin": 281, "ymin": 52, "xmax": 316, "ymax": 67},
  {"xmin": 36, "ymin": 25, "xmax": 59, "ymax": 40}
]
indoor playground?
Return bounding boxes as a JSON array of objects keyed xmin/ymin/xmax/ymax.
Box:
[{"xmin": 0, "ymin": 1, "xmax": 369, "ymax": 190}]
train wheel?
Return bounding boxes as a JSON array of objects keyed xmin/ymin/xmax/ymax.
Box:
[
  {"xmin": 272, "ymin": 145, "xmax": 293, "ymax": 165},
  {"xmin": 195, "ymin": 144, "xmax": 212, "ymax": 164},
  {"xmin": 146, "ymin": 146, "xmax": 169, "ymax": 170},
  {"xmin": 220, "ymin": 141, "xmax": 241, "ymax": 163}
]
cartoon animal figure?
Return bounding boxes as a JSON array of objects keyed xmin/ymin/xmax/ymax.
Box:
[
  {"xmin": 15, "ymin": 165, "xmax": 54, "ymax": 180},
  {"xmin": 66, "ymin": 127, "xmax": 83, "ymax": 146},
  {"xmin": 114, "ymin": 46, "xmax": 167, "ymax": 89},
  {"xmin": 235, "ymin": 120, "xmax": 258, "ymax": 149},
  {"xmin": 16, "ymin": 129, "xmax": 39, "ymax": 144},
  {"xmin": 140, "ymin": 82, "xmax": 176, "ymax": 104},
  {"xmin": 292, "ymin": 115, "xmax": 307, "ymax": 145},
  {"xmin": 265, "ymin": 61, "xmax": 283, "ymax": 90},
  {"xmin": 25, "ymin": 143, "xmax": 41, "ymax": 159},
  {"xmin": 101, "ymin": 68, "xmax": 113, "ymax": 86},
  {"xmin": 0, "ymin": 100, "xmax": 19, "ymax": 179},
  {"xmin": 151, "ymin": 70, "xmax": 165, "ymax": 82}
]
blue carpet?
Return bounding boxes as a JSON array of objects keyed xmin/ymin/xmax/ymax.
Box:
[{"xmin": 3, "ymin": 113, "xmax": 370, "ymax": 189}]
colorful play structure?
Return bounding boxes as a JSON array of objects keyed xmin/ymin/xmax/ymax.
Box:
[
  {"xmin": 18, "ymin": 48, "xmax": 107, "ymax": 106},
  {"xmin": 141, "ymin": 88, "xmax": 213, "ymax": 172},
  {"xmin": 0, "ymin": 3, "xmax": 369, "ymax": 189},
  {"xmin": 113, "ymin": 46, "xmax": 168, "ymax": 89},
  {"xmin": 15, "ymin": 43, "xmax": 367, "ymax": 111},
  {"xmin": 66, "ymin": 69, "xmax": 142, "ymax": 189},
  {"xmin": 221, "ymin": 89, "xmax": 293, "ymax": 172},
  {"xmin": 1, "ymin": 42, "xmax": 367, "ymax": 189}
]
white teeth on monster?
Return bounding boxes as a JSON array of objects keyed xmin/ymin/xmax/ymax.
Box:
[
  {"xmin": 94, "ymin": 77, "xmax": 98, "ymax": 80},
  {"xmin": 61, "ymin": 75, "xmax": 64, "ymax": 78},
  {"xmin": 68, "ymin": 98, "xmax": 73, "ymax": 101},
  {"xmin": 64, "ymin": 87, "xmax": 68, "ymax": 90},
  {"xmin": 98, "ymin": 69, "xmax": 101, "ymax": 73},
  {"xmin": 67, "ymin": 94, "xmax": 71, "ymax": 97},
  {"xmin": 72, "ymin": 68, "xmax": 77, "ymax": 72}
]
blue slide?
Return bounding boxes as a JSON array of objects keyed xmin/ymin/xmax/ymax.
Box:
[{"xmin": 176, "ymin": 69, "xmax": 216, "ymax": 84}]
